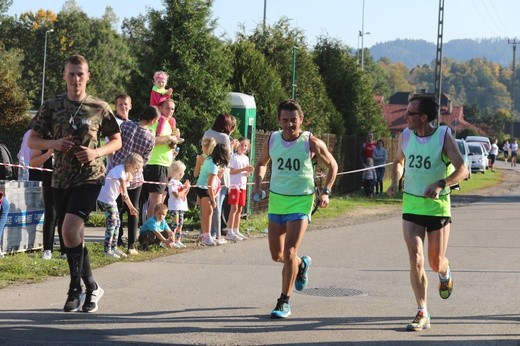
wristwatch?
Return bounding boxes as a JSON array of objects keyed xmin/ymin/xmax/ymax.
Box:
[
  {"xmin": 321, "ymin": 188, "xmax": 331, "ymax": 196},
  {"xmin": 437, "ymin": 179, "xmax": 447, "ymax": 189}
]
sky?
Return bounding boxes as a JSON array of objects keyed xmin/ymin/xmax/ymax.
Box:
[{"xmin": 6, "ymin": 0, "xmax": 520, "ymax": 49}]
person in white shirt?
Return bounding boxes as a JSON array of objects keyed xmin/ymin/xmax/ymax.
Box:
[
  {"xmin": 167, "ymin": 161, "xmax": 191, "ymax": 248},
  {"xmin": 97, "ymin": 153, "xmax": 142, "ymax": 258},
  {"xmin": 225, "ymin": 138, "xmax": 254, "ymax": 241},
  {"xmin": 489, "ymin": 139, "xmax": 499, "ymax": 172}
]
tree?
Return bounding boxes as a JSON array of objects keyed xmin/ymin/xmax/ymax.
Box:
[
  {"xmin": 314, "ymin": 36, "xmax": 388, "ymax": 137},
  {"xmin": 124, "ymin": 0, "xmax": 233, "ymax": 169},
  {"xmin": 247, "ymin": 19, "xmax": 341, "ymax": 136},
  {"xmin": 229, "ymin": 38, "xmax": 286, "ymax": 130},
  {"xmin": 0, "ymin": 0, "xmax": 12, "ymax": 15},
  {"xmin": 0, "ymin": 45, "xmax": 30, "ymax": 155}
]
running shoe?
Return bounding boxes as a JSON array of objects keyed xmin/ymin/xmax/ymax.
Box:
[
  {"xmin": 63, "ymin": 288, "xmax": 85, "ymax": 312},
  {"xmin": 439, "ymin": 274, "xmax": 453, "ymax": 299},
  {"xmin": 42, "ymin": 250, "xmax": 52, "ymax": 260},
  {"xmin": 127, "ymin": 248, "xmax": 139, "ymax": 256},
  {"xmin": 172, "ymin": 241, "xmax": 182, "ymax": 248},
  {"xmin": 82, "ymin": 284, "xmax": 104, "ymax": 313},
  {"xmin": 270, "ymin": 298, "xmax": 291, "ymax": 319},
  {"xmin": 175, "ymin": 240, "xmax": 186, "ymax": 248},
  {"xmin": 295, "ymin": 256, "xmax": 312, "ymax": 291},
  {"xmin": 406, "ymin": 312, "xmax": 430, "ymax": 331}
]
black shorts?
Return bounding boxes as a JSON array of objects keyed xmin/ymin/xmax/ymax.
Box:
[
  {"xmin": 194, "ymin": 187, "xmax": 210, "ymax": 199},
  {"xmin": 143, "ymin": 164, "xmax": 168, "ymax": 194},
  {"xmin": 53, "ymin": 184, "xmax": 101, "ymax": 222},
  {"xmin": 512, "ymin": 151, "xmax": 518, "ymax": 158},
  {"xmin": 402, "ymin": 213, "xmax": 451, "ymax": 232}
]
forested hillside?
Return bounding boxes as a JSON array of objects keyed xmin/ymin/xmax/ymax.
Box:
[{"xmin": 370, "ymin": 38, "xmax": 513, "ymax": 68}]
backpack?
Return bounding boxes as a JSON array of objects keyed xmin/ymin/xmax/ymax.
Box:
[{"xmin": 0, "ymin": 143, "xmax": 17, "ymax": 180}]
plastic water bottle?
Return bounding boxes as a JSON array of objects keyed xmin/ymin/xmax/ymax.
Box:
[
  {"xmin": 19, "ymin": 156, "xmax": 29, "ymax": 182},
  {"xmin": 252, "ymin": 190, "xmax": 266, "ymax": 202}
]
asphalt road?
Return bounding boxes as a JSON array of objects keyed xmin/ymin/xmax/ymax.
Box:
[{"xmin": 0, "ymin": 167, "xmax": 519, "ymax": 345}]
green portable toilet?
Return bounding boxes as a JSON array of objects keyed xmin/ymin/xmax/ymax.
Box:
[{"xmin": 228, "ymin": 92, "xmax": 256, "ymax": 215}]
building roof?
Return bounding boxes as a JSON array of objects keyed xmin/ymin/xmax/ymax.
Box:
[{"xmin": 381, "ymin": 92, "xmax": 485, "ymax": 135}]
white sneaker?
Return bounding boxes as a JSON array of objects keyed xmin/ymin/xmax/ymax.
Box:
[
  {"xmin": 42, "ymin": 250, "xmax": 52, "ymax": 260},
  {"xmin": 113, "ymin": 248, "xmax": 127, "ymax": 258},
  {"xmin": 104, "ymin": 250, "xmax": 121, "ymax": 259},
  {"xmin": 201, "ymin": 235, "xmax": 217, "ymax": 246},
  {"xmin": 235, "ymin": 230, "xmax": 247, "ymax": 240},
  {"xmin": 172, "ymin": 242, "xmax": 182, "ymax": 248},
  {"xmin": 215, "ymin": 237, "xmax": 228, "ymax": 245},
  {"xmin": 175, "ymin": 240, "xmax": 186, "ymax": 248}
]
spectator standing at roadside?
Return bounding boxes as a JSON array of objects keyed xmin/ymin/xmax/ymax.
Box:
[
  {"xmin": 202, "ymin": 113, "xmax": 236, "ymax": 242},
  {"xmin": 97, "ymin": 153, "xmax": 142, "ymax": 258},
  {"xmin": 502, "ymin": 140, "xmax": 510, "ymax": 164},
  {"xmin": 253, "ymin": 99, "xmax": 338, "ymax": 319},
  {"xmin": 167, "ymin": 160, "xmax": 190, "ymax": 248},
  {"xmin": 0, "ymin": 193, "xmax": 10, "ymax": 259},
  {"xmin": 372, "ymin": 139, "xmax": 388, "ymax": 195},
  {"xmin": 194, "ymin": 143, "xmax": 230, "ymax": 246},
  {"xmin": 143, "ymin": 99, "xmax": 179, "ymax": 220},
  {"xmin": 225, "ymin": 138, "xmax": 254, "ymax": 241},
  {"xmin": 387, "ymin": 95, "xmax": 467, "ymax": 332},
  {"xmin": 489, "ymin": 139, "xmax": 499, "ymax": 172},
  {"xmin": 107, "ymin": 105, "xmax": 158, "ymax": 255},
  {"xmin": 28, "ymin": 54, "xmax": 121, "ymax": 313},
  {"xmin": 30, "ymin": 147, "xmax": 64, "ymax": 260},
  {"xmin": 510, "ymin": 139, "xmax": 518, "ymax": 167},
  {"xmin": 109, "ymin": 93, "xmax": 131, "ymax": 246}
]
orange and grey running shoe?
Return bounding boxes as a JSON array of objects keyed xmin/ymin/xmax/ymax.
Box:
[
  {"xmin": 406, "ymin": 312, "xmax": 431, "ymax": 331},
  {"xmin": 439, "ymin": 270, "xmax": 453, "ymax": 299}
]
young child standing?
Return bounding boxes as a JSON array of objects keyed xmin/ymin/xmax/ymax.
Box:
[
  {"xmin": 193, "ymin": 143, "xmax": 229, "ymax": 246},
  {"xmin": 138, "ymin": 203, "xmax": 175, "ymax": 250},
  {"xmin": 226, "ymin": 138, "xmax": 253, "ymax": 241},
  {"xmin": 193, "ymin": 137, "xmax": 217, "ymax": 178},
  {"xmin": 363, "ymin": 157, "xmax": 376, "ymax": 198},
  {"xmin": 97, "ymin": 153, "xmax": 143, "ymax": 258},
  {"xmin": 149, "ymin": 70, "xmax": 173, "ymax": 107},
  {"xmin": 168, "ymin": 161, "xmax": 191, "ymax": 248}
]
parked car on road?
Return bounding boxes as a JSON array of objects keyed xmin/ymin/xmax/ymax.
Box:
[
  {"xmin": 456, "ymin": 139, "xmax": 471, "ymax": 180},
  {"xmin": 467, "ymin": 142, "xmax": 487, "ymax": 173},
  {"xmin": 466, "ymin": 136, "xmax": 491, "ymax": 152}
]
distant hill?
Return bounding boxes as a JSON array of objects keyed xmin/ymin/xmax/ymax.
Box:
[{"xmin": 370, "ymin": 38, "xmax": 513, "ymax": 68}]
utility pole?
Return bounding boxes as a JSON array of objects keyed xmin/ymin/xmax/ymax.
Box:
[
  {"xmin": 508, "ymin": 38, "xmax": 517, "ymax": 138},
  {"xmin": 434, "ymin": 0, "xmax": 445, "ymax": 125},
  {"xmin": 263, "ymin": 0, "xmax": 267, "ymax": 34},
  {"xmin": 359, "ymin": 0, "xmax": 370, "ymax": 71}
]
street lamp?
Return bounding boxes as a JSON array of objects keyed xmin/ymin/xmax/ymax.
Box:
[
  {"xmin": 359, "ymin": 0, "xmax": 370, "ymax": 71},
  {"xmin": 359, "ymin": 30, "xmax": 371, "ymax": 70},
  {"xmin": 41, "ymin": 29, "xmax": 54, "ymax": 106}
]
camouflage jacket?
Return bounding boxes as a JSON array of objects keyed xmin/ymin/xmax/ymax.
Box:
[{"xmin": 31, "ymin": 94, "xmax": 120, "ymax": 189}]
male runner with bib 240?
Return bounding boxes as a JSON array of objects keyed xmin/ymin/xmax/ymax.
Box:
[{"xmin": 253, "ymin": 99, "xmax": 337, "ymax": 319}]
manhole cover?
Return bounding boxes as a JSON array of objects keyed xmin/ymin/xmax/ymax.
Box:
[{"xmin": 298, "ymin": 287, "xmax": 367, "ymax": 297}]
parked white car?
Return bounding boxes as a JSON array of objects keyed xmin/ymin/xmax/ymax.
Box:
[
  {"xmin": 466, "ymin": 136, "xmax": 491, "ymax": 152},
  {"xmin": 467, "ymin": 142, "xmax": 487, "ymax": 173},
  {"xmin": 456, "ymin": 139, "xmax": 471, "ymax": 180}
]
